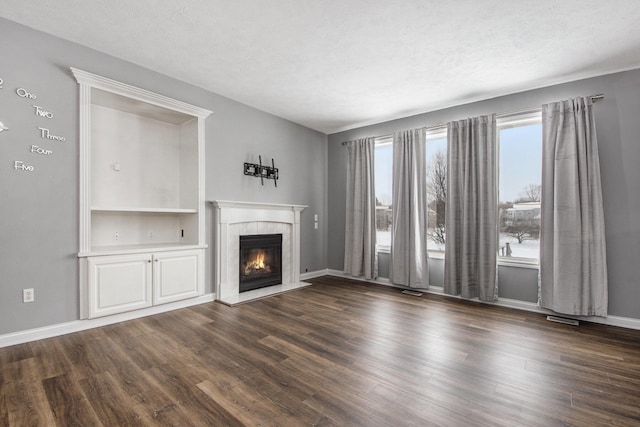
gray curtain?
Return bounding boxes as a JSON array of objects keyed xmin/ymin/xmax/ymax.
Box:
[
  {"xmin": 539, "ymin": 97, "xmax": 608, "ymax": 316},
  {"xmin": 344, "ymin": 138, "xmax": 377, "ymax": 279},
  {"xmin": 444, "ymin": 115, "xmax": 498, "ymax": 301},
  {"xmin": 390, "ymin": 129, "xmax": 429, "ymax": 288}
]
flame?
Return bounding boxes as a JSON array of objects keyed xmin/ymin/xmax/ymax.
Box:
[
  {"xmin": 244, "ymin": 250, "xmax": 271, "ymax": 275},
  {"xmin": 253, "ymin": 252, "xmax": 266, "ymax": 270}
]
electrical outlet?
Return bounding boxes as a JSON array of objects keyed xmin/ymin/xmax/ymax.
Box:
[
  {"xmin": 114, "ymin": 231, "xmax": 119, "ymax": 241},
  {"xmin": 23, "ymin": 288, "xmax": 34, "ymax": 303}
]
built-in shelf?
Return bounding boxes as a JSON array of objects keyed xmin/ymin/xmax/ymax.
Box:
[
  {"xmin": 74, "ymin": 67, "xmax": 212, "ymax": 319},
  {"xmin": 80, "ymin": 243, "xmax": 207, "ymax": 257},
  {"xmin": 91, "ymin": 207, "xmax": 198, "ymax": 214}
]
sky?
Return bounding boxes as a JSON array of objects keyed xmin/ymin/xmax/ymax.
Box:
[
  {"xmin": 374, "ymin": 141, "xmax": 393, "ymax": 205},
  {"xmin": 498, "ymin": 123, "xmax": 542, "ymax": 202},
  {"xmin": 374, "ymin": 123, "xmax": 542, "ymax": 205}
]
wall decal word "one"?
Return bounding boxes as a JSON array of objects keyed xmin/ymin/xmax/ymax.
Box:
[
  {"xmin": 38, "ymin": 127, "xmax": 65, "ymax": 142},
  {"xmin": 17, "ymin": 87, "xmax": 37, "ymax": 99},
  {"xmin": 14, "ymin": 161, "xmax": 35, "ymax": 172},
  {"xmin": 31, "ymin": 145, "xmax": 53, "ymax": 155},
  {"xmin": 32, "ymin": 105, "xmax": 53, "ymax": 119}
]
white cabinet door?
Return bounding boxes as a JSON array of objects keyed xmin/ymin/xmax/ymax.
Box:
[
  {"xmin": 88, "ymin": 254, "xmax": 152, "ymax": 318},
  {"xmin": 153, "ymin": 250, "xmax": 202, "ymax": 305}
]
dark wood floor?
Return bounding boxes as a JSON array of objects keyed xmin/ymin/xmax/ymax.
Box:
[{"xmin": 1, "ymin": 276, "xmax": 640, "ymax": 426}]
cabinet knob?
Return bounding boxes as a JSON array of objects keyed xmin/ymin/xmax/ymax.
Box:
[{"xmin": 147, "ymin": 259, "xmax": 151, "ymax": 263}]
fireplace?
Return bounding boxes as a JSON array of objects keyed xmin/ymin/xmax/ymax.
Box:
[
  {"xmin": 239, "ymin": 234, "xmax": 282, "ymax": 293},
  {"xmin": 212, "ymin": 200, "xmax": 309, "ymax": 305}
]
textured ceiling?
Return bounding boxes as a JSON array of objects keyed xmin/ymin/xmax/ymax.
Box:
[{"xmin": 2, "ymin": 1, "xmax": 640, "ymax": 134}]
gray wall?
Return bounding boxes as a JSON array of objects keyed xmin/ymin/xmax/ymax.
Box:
[
  {"xmin": 0, "ymin": 19, "xmax": 327, "ymax": 335},
  {"xmin": 328, "ymin": 69, "xmax": 640, "ymax": 320}
]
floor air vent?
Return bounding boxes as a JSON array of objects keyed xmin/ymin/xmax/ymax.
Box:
[
  {"xmin": 546, "ymin": 315, "xmax": 579, "ymax": 326},
  {"xmin": 402, "ymin": 290, "xmax": 423, "ymax": 297}
]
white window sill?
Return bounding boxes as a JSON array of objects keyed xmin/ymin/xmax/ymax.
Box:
[
  {"xmin": 498, "ymin": 257, "xmax": 539, "ymax": 269},
  {"xmin": 376, "ymin": 249, "xmax": 539, "ymax": 269}
]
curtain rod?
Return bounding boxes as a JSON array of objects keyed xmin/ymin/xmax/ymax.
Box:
[
  {"xmin": 341, "ymin": 94, "xmax": 604, "ymax": 145},
  {"xmin": 496, "ymin": 93, "xmax": 604, "ymax": 118}
]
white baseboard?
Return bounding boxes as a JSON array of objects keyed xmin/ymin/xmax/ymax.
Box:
[
  {"xmin": 0, "ymin": 293, "xmax": 216, "ymax": 349},
  {"xmin": 326, "ymin": 269, "xmax": 394, "ymax": 286},
  {"xmin": 300, "ymin": 269, "xmax": 330, "ymax": 280},
  {"xmin": 326, "ymin": 270, "xmax": 640, "ymax": 331},
  {"xmin": 0, "ymin": 271, "xmax": 331, "ymax": 349},
  {"xmin": 494, "ymin": 297, "xmax": 640, "ymax": 330}
]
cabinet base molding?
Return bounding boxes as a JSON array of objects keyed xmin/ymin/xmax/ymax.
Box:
[{"xmin": 0, "ymin": 293, "xmax": 215, "ymax": 349}]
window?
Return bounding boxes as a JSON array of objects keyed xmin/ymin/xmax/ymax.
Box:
[
  {"xmin": 371, "ymin": 112, "xmax": 541, "ymax": 266},
  {"xmin": 374, "ymin": 136, "xmax": 393, "ymax": 251},
  {"xmin": 497, "ymin": 111, "xmax": 542, "ymax": 262},
  {"xmin": 425, "ymin": 128, "xmax": 447, "ymax": 252}
]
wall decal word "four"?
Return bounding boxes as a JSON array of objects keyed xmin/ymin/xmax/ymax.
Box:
[{"xmin": 31, "ymin": 145, "xmax": 53, "ymax": 155}]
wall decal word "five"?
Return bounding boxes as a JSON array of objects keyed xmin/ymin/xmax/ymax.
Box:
[{"xmin": 14, "ymin": 161, "xmax": 35, "ymax": 172}]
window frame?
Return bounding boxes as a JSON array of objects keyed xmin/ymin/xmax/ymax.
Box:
[
  {"xmin": 425, "ymin": 126, "xmax": 448, "ymax": 258},
  {"xmin": 496, "ymin": 110, "xmax": 542, "ymax": 268},
  {"xmin": 371, "ymin": 111, "xmax": 543, "ymax": 270},
  {"xmin": 374, "ymin": 135, "xmax": 393, "ymax": 253}
]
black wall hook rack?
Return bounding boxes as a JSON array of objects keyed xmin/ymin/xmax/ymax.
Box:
[{"xmin": 244, "ymin": 155, "xmax": 278, "ymax": 187}]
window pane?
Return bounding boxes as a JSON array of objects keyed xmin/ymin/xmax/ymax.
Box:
[
  {"xmin": 426, "ymin": 135, "xmax": 447, "ymax": 251},
  {"xmin": 374, "ymin": 139, "xmax": 392, "ymax": 249},
  {"xmin": 498, "ymin": 122, "xmax": 542, "ymax": 260}
]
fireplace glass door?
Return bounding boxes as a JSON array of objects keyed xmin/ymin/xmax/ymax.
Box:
[{"xmin": 239, "ymin": 234, "xmax": 282, "ymax": 292}]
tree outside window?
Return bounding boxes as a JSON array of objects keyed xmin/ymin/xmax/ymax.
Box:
[{"xmin": 426, "ymin": 132, "xmax": 447, "ymax": 252}]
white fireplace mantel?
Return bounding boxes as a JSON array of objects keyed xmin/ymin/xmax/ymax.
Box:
[{"xmin": 211, "ymin": 200, "xmax": 310, "ymax": 305}]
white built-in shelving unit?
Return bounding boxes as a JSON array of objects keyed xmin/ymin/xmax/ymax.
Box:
[{"xmin": 73, "ymin": 68, "xmax": 212, "ymax": 318}]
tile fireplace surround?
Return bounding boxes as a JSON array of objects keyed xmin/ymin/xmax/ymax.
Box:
[{"xmin": 211, "ymin": 201, "xmax": 311, "ymax": 305}]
